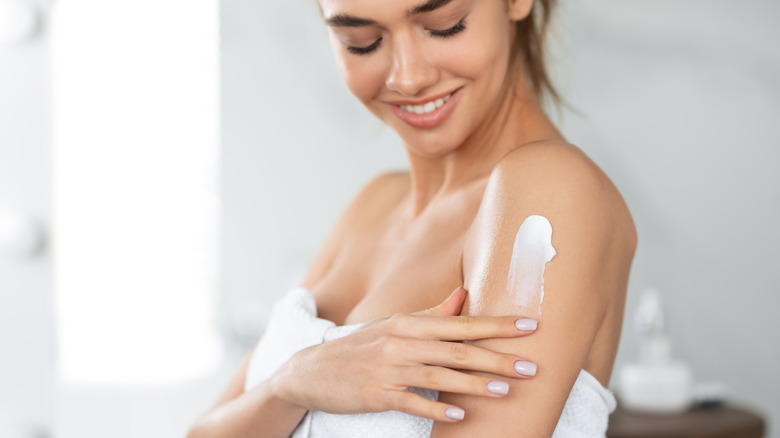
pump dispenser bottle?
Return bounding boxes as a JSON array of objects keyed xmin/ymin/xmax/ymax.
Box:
[{"xmin": 618, "ymin": 288, "xmax": 693, "ymax": 413}]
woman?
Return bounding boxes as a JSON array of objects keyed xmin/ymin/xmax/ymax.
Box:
[{"xmin": 190, "ymin": 0, "xmax": 636, "ymax": 436}]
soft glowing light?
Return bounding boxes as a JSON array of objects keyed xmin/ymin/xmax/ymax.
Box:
[
  {"xmin": 0, "ymin": 0, "xmax": 40, "ymax": 44},
  {"xmin": 51, "ymin": 0, "xmax": 222, "ymax": 385}
]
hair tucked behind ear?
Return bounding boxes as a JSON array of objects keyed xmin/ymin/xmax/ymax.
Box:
[{"xmin": 511, "ymin": 0, "xmax": 560, "ymax": 106}]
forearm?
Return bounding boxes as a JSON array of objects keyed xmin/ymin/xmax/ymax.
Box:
[
  {"xmin": 188, "ymin": 377, "xmax": 308, "ymax": 438},
  {"xmin": 430, "ymin": 335, "xmax": 580, "ymax": 437}
]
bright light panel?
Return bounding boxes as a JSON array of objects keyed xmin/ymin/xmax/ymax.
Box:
[{"xmin": 51, "ymin": 0, "xmax": 222, "ymax": 385}]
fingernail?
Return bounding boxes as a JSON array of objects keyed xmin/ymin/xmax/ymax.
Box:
[
  {"xmin": 445, "ymin": 407, "xmax": 465, "ymax": 421},
  {"xmin": 487, "ymin": 380, "xmax": 509, "ymax": 395},
  {"xmin": 514, "ymin": 360, "xmax": 537, "ymax": 376},
  {"xmin": 515, "ymin": 318, "xmax": 538, "ymax": 331}
]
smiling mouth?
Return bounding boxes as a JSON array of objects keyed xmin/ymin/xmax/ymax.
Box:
[
  {"xmin": 398, "ymin": 93, "xmax": 453, "ymax": 115},
  {"xmin": 388, "ymin": 87, "xmax": 463, "ymax": 129}
]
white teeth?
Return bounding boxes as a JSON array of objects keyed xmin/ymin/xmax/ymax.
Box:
[{"xmin": 400, "ymin": 93, "xmax": 452, "ymax": 115}]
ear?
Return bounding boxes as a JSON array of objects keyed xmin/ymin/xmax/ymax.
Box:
[{"xmin": 507, "ymin": 0, "xmax": 534, "ymax": 21}]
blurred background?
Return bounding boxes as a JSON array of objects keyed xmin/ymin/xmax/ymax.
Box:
[{"xmin": 0, "ymin": 0, "xmax": 777, "ymax": 437}]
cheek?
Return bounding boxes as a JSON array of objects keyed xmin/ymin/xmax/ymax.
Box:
[
  {"xmin": 432, "ymin": 20, "xmax": 512, "ymax": 87},
  {"xmin": 329, "ymin": 38, "xmax": 387, "ymax": 106}
]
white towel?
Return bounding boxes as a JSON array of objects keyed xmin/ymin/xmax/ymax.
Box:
[{"xmin": 245, "ymin": 287, "xmax": 617, "ymax": 437}]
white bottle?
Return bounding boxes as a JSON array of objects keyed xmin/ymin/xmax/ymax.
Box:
[{"xmin": 618, "ymin": 289, "xmax": 693, "ymax": 413}]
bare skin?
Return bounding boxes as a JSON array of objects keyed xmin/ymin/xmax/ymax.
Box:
[
  {"xmin": 188, "ymin": 289, "xmax": 540, "ymax": 437},
  {"xmin": 189, "ymin": 0, "xmax": 637, "ymax": 436}
]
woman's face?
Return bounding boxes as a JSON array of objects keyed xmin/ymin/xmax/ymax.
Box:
[{"xmin": 320, "ymin": 0, "xmax": 533, "ymax": 157}]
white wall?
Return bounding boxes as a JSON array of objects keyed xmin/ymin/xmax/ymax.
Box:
[
  {"xmin": 222, "ymin": 0, "xmax": 780, "ymax": 436},
  {"xmin": 554, "ymin": 3, "xmax": 779, "ymax": 435},
  {"xmin": 0, "ymin": 0, "xmax": 53, "ymax": 436}
]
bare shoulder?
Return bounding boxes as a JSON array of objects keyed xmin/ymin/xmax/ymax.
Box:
[
  {"xmin": 463, "ymin": 138, "xmax": 638, "ymax": 321},
  {"xmin": 494, "ymin": 140, "xmax": 622, "ymax": 207},
  {"xmin": 480, "ymin": 140, "xmax": 636, "ymax": 255},
  {"xmin": 300, "ymin": 171, "xmax": 409, "ymax": 289}
]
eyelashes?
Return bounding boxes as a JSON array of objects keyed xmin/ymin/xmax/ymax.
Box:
[
  {"xmin": 347, "ymin": 38, "xmax": 383, "ymax": 55},
  {"xmin": 428, "ymin": 18, "xmax": 466, "ymax": 39},
  {"xmin": 346, "ymin": 17, "xmax": 467, "ymax": 56}
]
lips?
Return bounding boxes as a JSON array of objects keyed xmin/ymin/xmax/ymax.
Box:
[
  {"xmin": 399, "ymin": 93, "xmax": 452, "ymax": 115},
  {"xmin": 388, "ymin": 87, "xmax": 463, "ymax": 129}
]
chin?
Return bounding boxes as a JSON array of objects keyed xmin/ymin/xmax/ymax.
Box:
[
  {"xmin": 401, "ymin": 135, "xmax": 461, "ymax": 158},
  {"xmin": 375, "ymin": 107, "xmax": 467, "ymax": 158},
  {"xmin": 382, "ymin": 104, "xmax": 477, "ymax": 159}
]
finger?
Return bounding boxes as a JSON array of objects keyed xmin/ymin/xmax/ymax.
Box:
[
  {"xmin": 404, "ymin": 339, "xmax": 537, "ymax": 379},
  {"xmin": 413, "ymin": 287, "xmax": 467, "ymax": 317},
  {"xmin": 359, "ymin": 290, "xmax": 465, "ymax": 332},
  {"xmin": 387, "ymin": 313, "xmax": 537, "ymax": 341},
  {"xmin": 385, "ymin": 391, "xmax": 466, "ymax": 423},
  {"xmin": 405, "ymin": 365, "xmax": 511, "ymax": 399}
]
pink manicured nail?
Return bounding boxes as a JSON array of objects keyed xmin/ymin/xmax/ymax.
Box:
[
  {"xmin": 445, "ymin": 407, "xmax": 465, "ymax": 421},
  {"xmin": 515, "ymin": 318, "xmax": 538, "ymax": 331},
  {"xmin": 487, "ymin": 380, "xmax": 509, "ymax": 395},
  {"xmin": 514, "ymin": 360, "xmax": 537, "ymax": 376}
]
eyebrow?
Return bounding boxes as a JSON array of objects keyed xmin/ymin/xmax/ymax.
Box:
[
  {"xmin": 325, "ymin": 14, "xmax": 377, "ymax": 27},
  {"xmin": 325, "ymin": 0, "xmax": 454, "ymax": 27},
  {"xmin": 406, "ymin": 0, "xmax": 454, "ymax": 16}
]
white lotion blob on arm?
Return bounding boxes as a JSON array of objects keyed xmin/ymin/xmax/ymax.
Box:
[{"xmin": 506, "ymin": 215, "xmax": 557, "ymax": 315}]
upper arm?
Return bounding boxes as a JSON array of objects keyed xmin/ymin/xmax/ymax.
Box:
[{"xmin": 431, "ymin": 143, "xmax": 636, "ymax": 436}]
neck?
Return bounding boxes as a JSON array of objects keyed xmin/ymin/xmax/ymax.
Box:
[{"xmin": 403, "ymin": 78, "xmax": 564, "ymax": 216}]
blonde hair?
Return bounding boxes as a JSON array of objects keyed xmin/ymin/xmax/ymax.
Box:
[{"xmin": 511, "ymin": 0, "xmax": 560, "ymax": 105}]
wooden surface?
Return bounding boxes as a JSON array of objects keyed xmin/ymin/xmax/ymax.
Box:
[{"xmin": 607, "ymin": 404, "xmax": 766, "ymax": 438}]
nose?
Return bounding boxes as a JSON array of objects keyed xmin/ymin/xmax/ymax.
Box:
[{"xmin": 386, "ymin": 33, "xmax": 440, "ymax": 97}]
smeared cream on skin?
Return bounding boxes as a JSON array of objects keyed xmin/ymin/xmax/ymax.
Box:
[{"xmin": 507, "ymin": 215, "xmax": 557, "ymax": 316}]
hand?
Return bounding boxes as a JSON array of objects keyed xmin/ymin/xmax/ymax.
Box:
[{"xmin": 270, "ymin": 287, "xmax": 539, "ymax": 423}]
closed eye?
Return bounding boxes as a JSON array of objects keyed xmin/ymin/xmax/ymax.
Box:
[
  {"xmin": 428, "ymin": 17, "xmax": 466, "ymax": 38},
  {"xmin": 345, "ymin": 16, "xmax": 466, "ymax": 56},
  {"xmin": 346, "ymin": 37, "xmax": 382, "ymax": 55}
]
